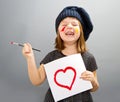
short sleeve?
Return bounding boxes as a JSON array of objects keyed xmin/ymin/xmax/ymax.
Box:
[
  {"xmin": 82, "ymin": 51, "xmax": 98, "ymax": 72},
  {"xmin": 40, "ymin": 51, "xmax": 54, "ymax": 64},
  {"xmin": 40, "ymin": 50, "xmax": 65, "ymax": 65}
]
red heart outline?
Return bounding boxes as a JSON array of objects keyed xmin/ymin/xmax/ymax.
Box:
[{"xmin": 54, "ymin": 66, "xmax": 76, "ymax": 90}]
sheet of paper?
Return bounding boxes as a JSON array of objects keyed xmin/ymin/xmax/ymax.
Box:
[{"xmin": 44, "ymin": 53, "xmax": 92, "ymax": 102}]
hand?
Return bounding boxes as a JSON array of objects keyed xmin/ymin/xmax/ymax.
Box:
[
  {"xmin": 22, "ymin": 43, "xmax": 34, "ymax": 59},
  {"xmin": 80, "ymin": 70, "xmax": 95, "ymax": 83},
  {"xmin": 80, "ymin": 70, "xmax": 99, "ymax": 92}
]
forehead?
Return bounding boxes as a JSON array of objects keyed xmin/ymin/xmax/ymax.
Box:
[{"xmin": 61, "ymin": 17, "xmax": 80, "ymax": 23}]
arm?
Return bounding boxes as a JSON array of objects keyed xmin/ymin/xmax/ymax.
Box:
[
  {"xmin": 80, "ymin": 70, "xmax": 99, "ymax": 92},
  {"xmin": 22, "ymin": 43, "xmax": 46, "ymax": 86}
]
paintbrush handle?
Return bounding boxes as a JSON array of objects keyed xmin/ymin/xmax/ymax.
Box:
[{"xmin": 18, "ymin": 43, "xmax": 41, "ymax": 52}]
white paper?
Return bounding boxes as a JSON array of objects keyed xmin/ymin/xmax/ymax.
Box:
[{"xmin": 44, "ymin": 54, "xmax": 92, "ymax": 102}]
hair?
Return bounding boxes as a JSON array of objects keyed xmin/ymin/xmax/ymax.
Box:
[{"xmin": 54, "ymin": 22, "xmax": 87, "ymax": 53}]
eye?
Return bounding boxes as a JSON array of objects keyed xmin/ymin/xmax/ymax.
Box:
[
  {"xmin": 62, "ymin": 23, "xmax": 67, "ymax": 26},
  {"xmin": 72, "ymin": 22, "xmax": 79, "ymax": 26}
]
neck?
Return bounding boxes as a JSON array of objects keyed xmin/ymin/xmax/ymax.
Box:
[{"xmin": 62, "ymin": 43, "xmax": 78, "ymax": 55}]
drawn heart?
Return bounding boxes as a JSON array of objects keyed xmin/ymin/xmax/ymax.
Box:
[{"xmin": 54, "ymin": 66, "xmax": 76, "ymax": 90}]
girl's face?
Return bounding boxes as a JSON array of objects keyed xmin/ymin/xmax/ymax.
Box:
[{"xmin": 58, "ymin": 17, "xmax": 81, "ymax": 44}]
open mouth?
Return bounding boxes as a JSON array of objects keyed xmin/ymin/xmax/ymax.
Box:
[{"xmin": 65, "ymin": 31, "xmax": 74, "ymax": 36}]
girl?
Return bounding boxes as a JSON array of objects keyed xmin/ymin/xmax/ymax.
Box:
[{"xmin": 22, "ymin": 6, "xmax": 99, "ymax": 102}]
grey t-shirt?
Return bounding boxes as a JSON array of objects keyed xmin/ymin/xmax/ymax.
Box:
[{"xmin": 40, "ymin": 50, "xmax": 98, "ymax": 102}]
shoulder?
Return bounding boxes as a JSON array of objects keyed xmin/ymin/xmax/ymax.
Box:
[
  {"xmin": 82, "ymin": 51, "xmax": 98, "ymax": 71},
  {"xmin": 44, "ymin": 50, "xmax": 62, "ymax": 59},
  {"xmin": 46, "ymin": 50, "xmax": 60, "ymax": 56},
  {"xmin": 40, "ymin": 50, "xmax": 64, "ymax": 64},
  {"xmin": 82, "ymin": 51, "xmax": 95, "ymax": 59},
  {"xmin": 40, "ymin": 50, "xmax": 57, "ymax": 64}
]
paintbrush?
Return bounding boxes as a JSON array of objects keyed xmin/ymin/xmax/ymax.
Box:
[{"xmin": 10, "ymin": 41, "xmax": 41, "ymax": 52}]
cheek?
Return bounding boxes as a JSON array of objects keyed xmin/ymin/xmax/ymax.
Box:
[
  {"xmin": 74, "ymin": 27, "xmax": 79, "ymax": 34},
  {"xmin": 58, "ymin": 26, "xmax": 65, "ymax": 33},
  {"xmin": 61, "ymin": 26, "xmax": 66, "ymax": 32}
]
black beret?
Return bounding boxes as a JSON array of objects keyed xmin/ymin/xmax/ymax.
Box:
[{"xmin": 55, "ymin": 6, "xmax": 93, "ymax": 41}]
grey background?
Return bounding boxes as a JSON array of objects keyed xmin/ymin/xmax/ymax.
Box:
[{"xmin": 0, "ymin": 0, "xmax": 120, "ymax": 102}]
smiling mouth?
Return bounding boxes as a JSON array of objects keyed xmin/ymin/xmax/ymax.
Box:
[{"xmin": 65, "ymin": 31, "xmax": 74, "ymax": 35}]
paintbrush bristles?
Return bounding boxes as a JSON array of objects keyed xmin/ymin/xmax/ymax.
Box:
[{"xmin": 10, "ymin": 41, "xmax": 41, "ymax": 52}]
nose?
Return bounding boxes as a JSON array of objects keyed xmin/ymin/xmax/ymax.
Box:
[
  {"xmin": 66, "ymin": 23, "xmax": 73, "ymax": 30},
  {"xmin": 67, "ymin": 23, "xmax": 73, "ymax": 28}
]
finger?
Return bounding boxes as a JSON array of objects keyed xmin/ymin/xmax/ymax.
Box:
[
  {"xmin": 24, "ymin": 43, "xmax": 32, "ymax": 53},
  {"xmin": 80, "ymin": 74, "xmax": 94, "ymax": 82},
  {"xmin": 26, "ymin": 43, "xmax": 32, "ymax": 49}
]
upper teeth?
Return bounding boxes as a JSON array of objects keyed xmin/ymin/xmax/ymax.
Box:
[{"xmin": 65, "ymin": 31, "xmax": 74, "ymax": 35}]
